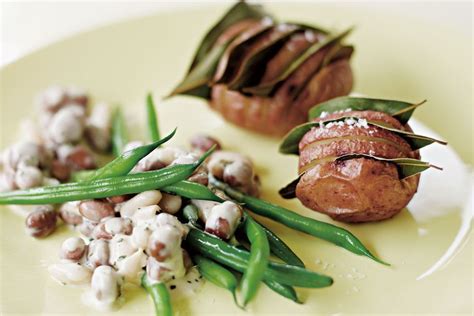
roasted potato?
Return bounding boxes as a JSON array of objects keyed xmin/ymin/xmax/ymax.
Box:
[{"xmin": 295, "ymin": 109, "xmax": 421, "ymax": 222}]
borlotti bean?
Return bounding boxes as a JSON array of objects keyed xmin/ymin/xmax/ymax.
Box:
[
  {"xmin": 60, "ymin": 237, "xmax": 87, "ymax": 261},
  {"xmin": 208, "ymin": 151, "xmax": 260, "ymax": 196},
  {"xmin": 3, "ymin": 85, "xmax": 273, "ymax": 310},
  {"xmin": 204, "ymin": 201, "xmax": 243, "ymax": 240}
]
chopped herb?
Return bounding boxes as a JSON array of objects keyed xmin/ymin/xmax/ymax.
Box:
[
  {"xmin": 118, "ymin": 255, "xmax": 126, "ymax": 260},
  {"xmin": 117, "ymin": 238, "xmax": 124, "ymax": 243}
]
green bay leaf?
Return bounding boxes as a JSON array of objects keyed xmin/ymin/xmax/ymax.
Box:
[
  {"xmin": 335, "ymin": 154, "xmax": 442, "ymax": 179},
  {"xmin": 279, "ymin": 116, "xmax": 446, "ymax": 155},
  {"xmin": 169, "ymin": 41, "xmax": 229, "ymax": 98},
  {"xmin": 308, "ymin": 97, "xmax": 426, "ymax": 124}
]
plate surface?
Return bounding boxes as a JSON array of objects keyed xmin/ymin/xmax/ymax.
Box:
[{"xmin": 0, "ymin": 3, "xmax": 472, "ymax": 315}]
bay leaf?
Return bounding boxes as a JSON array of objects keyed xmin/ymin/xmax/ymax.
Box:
[
  {"xmin": 365, "ymin": 119, "xmax": 447, "ymax": 149},
  {"xmin": 278, "ymin": 176, "xmax": 301, "ymax": 199},
  {"xmin": 169, "ymin": 41, "xmax": 229, "ymax": 98},
  {"xmin": 279, "ymin": 116, "xmax": 446, "ymax": 155},
  {"xmin": 335, "ymin": 154, "xmax": 442, "ymax": 179},
  {"xmin": 242, "ymin": 28, "xmax": 353, "ymax": 96},
  {"xmin": 212, "ymin": 22, "xmax": 275, "ymax": 84},
  {"xmin": 308, "ymin": 97, "xmax": 426, "ymax": 124},
  {"xmin": 279, "ymin": 121, "xmax": 319, "ymax": 155},
  {"xmin": 188, "ymin": 2, "xmax": 269, "ymax": 72},
  {"xmin": 224, "ymin": 24, "xmax": 303, "ymax": 90},
  {"xmin": 289, "ymin": 43, "xmax": 354, "ymax": 101}
]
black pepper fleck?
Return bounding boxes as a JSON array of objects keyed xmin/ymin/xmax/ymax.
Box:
[{"xmin": 170, "ymin": 285, "xmax": 176, "ymax": 290}]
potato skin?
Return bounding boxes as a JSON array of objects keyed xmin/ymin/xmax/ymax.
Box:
[
  {"xmin": 209, "ymin": 26, "xmax": 353, "ymax": 136},
  {"xmin": 210, "ymin": 59, "xmax": 353, "ymax": 136},
  {"xmin": 296, "ymin": 110, "xmax": 420, "ymax": 223},
  {"xmin": 296, "ymin": 158, "xmax": 420, "ymax": 223}
]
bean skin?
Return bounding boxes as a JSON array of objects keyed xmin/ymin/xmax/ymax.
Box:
[
  {"xmin": 79, "ymin": 200, "xmax": 115, "ymax": 222},
  {"xmin": 25, "ymin": 206, "xmax": 57, "ymax": 238}
]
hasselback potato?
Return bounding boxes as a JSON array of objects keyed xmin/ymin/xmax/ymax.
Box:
[
  {"xmin": 171, "ymin": 2, "xmax": 354, "ymax": 136},
  {"xmin": 279, "ymin": 97, "xmax": 446, "ymax": 223}
]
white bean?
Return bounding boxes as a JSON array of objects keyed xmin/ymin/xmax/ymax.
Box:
[
  {"xmin": 132, "ymin": 205, "xmax": 159, "ymax": 226},
  {"xmin": 158, "ymin": 193, "xmax": 182, "ymax": 215},
  {"xmin": 131, "ymin": 225, "xmax": 151, "ymax": 249},
  {"xmin": 48, "ymin": 262, "xmax": 92, "ymax": 285},
  {"xmin": 104, "ymin": 217, "xmax": 133, "ymax": 236},
  {"xmin": 116, "ymin": 249, "xmax": 147, "ymax": 282},
  {"xmin": 90, "ymin": 266, "xmax": 121, "ymax": 305},
  {"xmin": 119, "ymin": 190, "xmax": 162, "ymax": 218}
]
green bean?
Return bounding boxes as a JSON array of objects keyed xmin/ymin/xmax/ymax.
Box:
[
  {"xmin": 146, "ymin": 93, "xmax": 161, "ymax": 142},
  {"xmin": 162, "ymin": 181, "xmax": 224, "ymax": 203},
  {"xmin": 70, "ymin": 170, "xmax": 95, "ymax": 182},
  {"xmin": 263, "ymin": 279, "xmax": 301, "ymax": 304},
  {"xmin": 185, "ymin": 228, "xmax": 333, "ymax": 288},
  {"xmin": 89, "ymin": 128, "xmax": 176, "ymax": 180},
  {"xmin": 111, "ymin": 107, "xmax": 128, "ymax": 157},
  {"xmin": 193, "ymin": 254, "xmax": 241, "ymax": 308},
  {"xmin": 209, "ymin": 177, "xmax": 388, "ymax": 265},
  {"xmin": 240, "ymin": 216, "xmax": 269, "ymax": 306},
  {"xmin": 258, "ymin": 221, "xmax": 305, "ymax": 267},
  {"xmin": 182, "ymin": 204, "xmax": 201, "ymax": 227},
  {"xmin": 0, "ymin": 148, "xmax": 215, "ymax": 205},
  {"xmin": 141, "ymin": 273, "xmax": 173, "ymax": 316}
]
